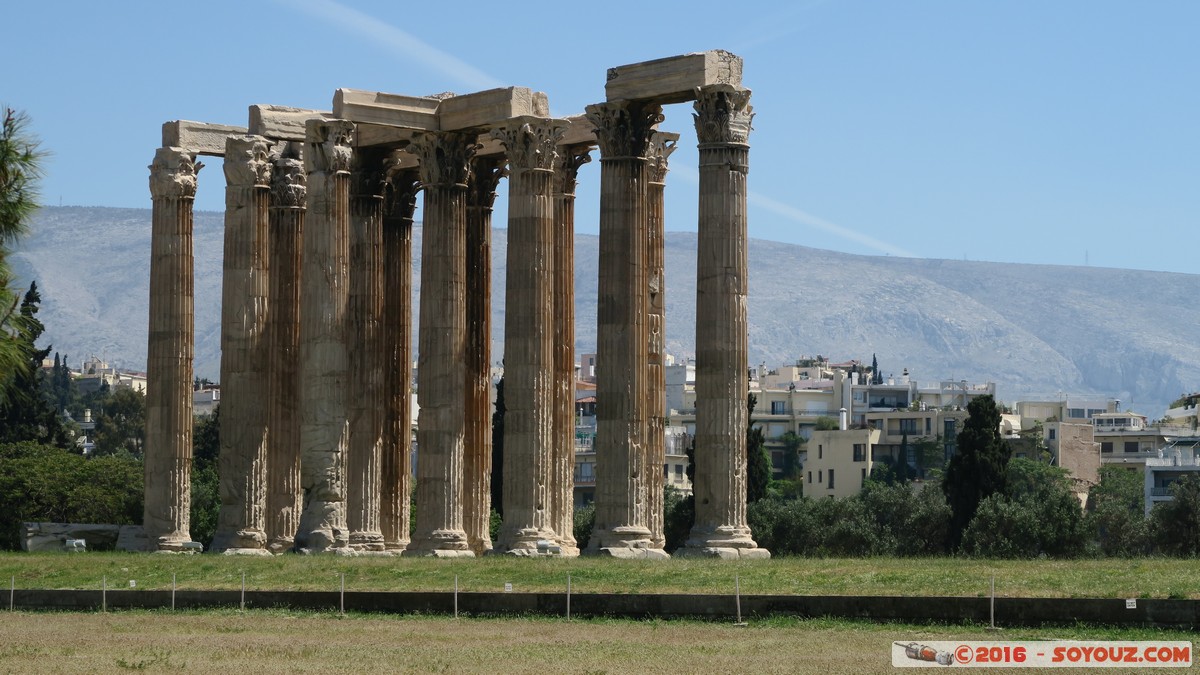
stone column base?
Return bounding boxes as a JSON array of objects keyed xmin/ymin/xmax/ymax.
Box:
[
  {"xmin": 587, "ymin": 546, "xmax": 670, "ymax": 560},
  {"xmin": 218, "ymin": 548, "xmax": 275, "ymax": 557},
  {"xmin": 675, "ymin": 546, "xmax": 770, "ymax": 560},
  {"xmin": 349, "ymin": 532, "xmax": 386, "ymax": 552},
  {"xmin": 401, "ymin": 548, "xmax": 477, "ymax": 559},
  {"xmin": 266, "ymin": 537, "xmax": 294, "ymax": 555},
  {"xmin": 678, "ymin": 525, "xmax": 769, "ymax": 559}
]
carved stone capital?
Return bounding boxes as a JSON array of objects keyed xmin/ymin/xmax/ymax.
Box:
[
  {"xmin": 148, "ymin": 146, "xmax": 200, "ymax": 200},
  {"xmin": 270, "ymin": 156, "xmax": 307, "ymax": 208},
  {"xmin": 647, "ymin": 132, "xmax": 679, "ymax": 183},
  {"xmin": 305, "ymin": 119, "xmax": 355, "ymax": 174},
  {"xmin": 552, "ymin": 144, "xmax": 592, "ymax": 196},
  {"xmin": 351, "ymin": 147, "xmax": 389, "ymax": 200},
  {"xmin": 693, "ymin": 85, "xmax": 753, "ymax": 146},
  {"xmin": 467, "ymin": 156, "xmax": 507, "ymax": 209},
  {"xmin": 491, "ymin": 118, "xmax": 563, "ymax": 172},
  {"xmin": 584, "ymin": 100, "xmax": 663, "ymax": 159},
  {"xmin": 224, "ymin": 136, "xmax": 272, "ymax": 188},
  {"xmin": 407, "ymin": 131, "xmax": 478, "ymax": 188},
  {"xmin": 383, "ymin": 153, "xmax": 420, "ymax": 222}
]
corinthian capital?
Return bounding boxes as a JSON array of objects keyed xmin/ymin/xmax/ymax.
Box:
[
  {"xmin": 584, "ymin": 100, "xmax": 663, "ymax": 159},
  {"xmin": 468, "ymin": 156, "xmax": 507, "ymax": 209},
  {"xmin": 406, "ymin": 131, "xmax": 478, "ymax": 188},
  {"xmin": 148, "ymin": 146, "xmax": 200, "ymax": 200},
  {"xmin": 224, "ymin": 136, "xmax": 272, "ymax": 188},
  {"xmin": 552, "ymin": 144, "xmax": 593, "ymax": 196},
  {"xmin": 647, "ymin": 132, "xmax": 679, "ymax": 183},
  {"xmin": 270, "ymin": 156, "xmax": 307, "ymax": 208},
  {"xmin": 491, "ymin": 117, "xmax": 564, "ymax": 171},
  {"xmin": 693, "ymin": 85, "xmax": 753, "ymax": 146},
  {"xmin": 305, "ymin": 119, "xmax": 355, "ymax": 174}
]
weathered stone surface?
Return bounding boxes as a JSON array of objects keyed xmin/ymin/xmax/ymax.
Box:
[
  {"xmin": 161, "ymin": 121, "xmax": 247, "ymax": 156},
  {"xmin": 494, "ymin": 119, "xmax": 563, "ymax": 554},
  {"xmin": 404, "ymin": 130, "xmax": 476, "ymax": 557},
  {"xmin": 22, "ymin": 523, "xmax": 120, "ymax": 552},
  {"xmin": 249, "ymin": 105, "xmax": 330, "ymax": 141},
  {"xmin": 439, "ymin": 87, "xmax": 549, "ymax": 131},
  {"xmin": 681, "ymin": 86, "xmax": 766, "ymax": 559},
  {"xmin": 605, "ymin": 51, "xmax": 742, "ymax": 105},
  {"xmin": 333, "ymin": 89, "xmax": 440, "ymax": 130},
  {"xmin": 144, "ymin": 146, "xmax": 198, "ymax": 552},
  {"xmin": 464, "ymin": 156, "xmax": 504, "ymax": 556},
  {"xmin": 211, "ymin": 135, "xmax": 271, "ymax": 554},
  {"xmin": 584, "ymin": 100, "xmax": 662, "ymax": 556},
  {"xmin": 295, "ymin": 119, "xmax": 355, "ymax": 554}
]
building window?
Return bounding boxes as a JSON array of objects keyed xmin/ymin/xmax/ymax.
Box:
[
  {"xmin": 771, "ymin": 400, "xmax": 787, "ymax": 414},
  {"xmin": 1101, "ymin": 442, "xmax": 1113, "ymax": 454},
  {"xmin": 899, "ymin": 419, "xmax": 917, "ymax": 434},
  {"xmin": 853, "ymin": 444, "xmax": 866, "ymax": 462},
  {"xmin": 861, "ymin": 467, "xmax": 866, "ymax": 482},
  {"xmin": 675, "ymin": 464, "xmax": 683, "ymax": 478},
  {"xmin": 828, "ymin": 469, "xmax": 835, "ymax": 489},
  {"xmin": 818, "ymin": 445, "xmax": 823, "ymax": 459},
  {"xmin": 1124, "ymin": 441, "xmax": 1139, "ymax": 453},
  {"xmin": 818, "ymin": 470, "xmax": 823, "ymax": 485},
  {"xmin": 807, "ymin": 471, "xmax": 812, "ymax": 484},
  {"xmin": 925, "ymin": 418, "xmax": 932, "ymax": 435},
  {"xmin": 1048, "ymin": 428, "xmax": 1056, "ymax": 441},
  {"xmin": 664, "ymin": 464, "xmax": 669, "ymax": 478}
]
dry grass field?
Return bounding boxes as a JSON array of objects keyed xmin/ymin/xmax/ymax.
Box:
[{"xmin": 1, "ymin": 610, "xmax": 1195, "ymax": 674}]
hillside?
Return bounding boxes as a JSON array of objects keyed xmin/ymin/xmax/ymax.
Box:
[{"xmin": 11, "ymin": 206, "xmax": 1199, "ymax": 416}]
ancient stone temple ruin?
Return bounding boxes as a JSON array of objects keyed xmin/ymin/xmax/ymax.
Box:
[{"xmin": 143, "ymin": 50, "xmax": 768, "ymax": 559}]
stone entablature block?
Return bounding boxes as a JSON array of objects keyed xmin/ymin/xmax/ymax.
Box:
[{"xmin": 605, "ymin": 50, "xmax": 743, "ymax": 105}]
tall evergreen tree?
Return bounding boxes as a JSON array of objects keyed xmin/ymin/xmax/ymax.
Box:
[
  {"xmin": 942, "ymin": 394, "xmax": 1009, "ymax": 549},
  {"xmin": 0, "ymin": 283, "xmax": 67, "ymax": 447},
  {"xmin": 0, "ymin": 108, "xmax": 44, "ymax": 405},
  {"xmin": 490, "ymin": 376, "xmax": 505, "ymax": 517},
  {"xmin": 746, "ymin": 392, "xmax": 770, "ymax": 503}
]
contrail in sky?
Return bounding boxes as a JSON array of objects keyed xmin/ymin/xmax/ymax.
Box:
[
  {"xmin": 281, "ymin": 0, "xmax": 506, "ymax": 91},
  {"xmin": 672, "ymin": 164, "xmax": 914, "ymax": 258}
]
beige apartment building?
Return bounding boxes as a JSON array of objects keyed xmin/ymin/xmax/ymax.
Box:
[{"xmin": 804, "ymin": 427, "xmax": 882, "ymax": 499}]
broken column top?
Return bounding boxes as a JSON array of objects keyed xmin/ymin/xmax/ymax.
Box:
[
  {"xmin": 605, "ymin": 50, "xmax": 743, "ymax": 105},
  {"xmin": 249, "ymin": 105, "xmax": 331, "ymax": 141}
]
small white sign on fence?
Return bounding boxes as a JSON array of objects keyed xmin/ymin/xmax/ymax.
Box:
[
  {"xmin": 1125, "ymin": 598, "xmax": 1137, "ymax": 609},
  {"xmin": 504, "ymin": 583, "xmax": 513, "ymax": 593}
]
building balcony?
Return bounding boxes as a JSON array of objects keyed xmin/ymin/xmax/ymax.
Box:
[{"xmin": 1150, "ymin": 487, "xmax": 1173, "ymax": 497}]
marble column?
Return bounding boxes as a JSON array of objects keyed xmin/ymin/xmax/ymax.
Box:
[
  {"xmin": 645, "ymin": 132, "xmax": 677, "ymax": 551},
  {"xmin": 404, "ymin": 130, "xmax": 476, "ymax": 557},
  {"xmin": 550, "ymin": 144, "xmax": 591, "ymax": 556},
  {"xmin": 144, "ymin": 146, "xmax": 199, "ymax": 551},
  {"xmin": 464, "ymin": 155, "xmax": 505, "ymax": 556},
  {"xmin": 265, "ymin": 147, "xmax": 305, "ymax": 553},
  {"xmin": 380, "ymin": 162, "xmax": 419, "ymax": 553},
  {"xmin": 212, "ymin": 136, "xmax": 272, "ymax": 554},
  {"xmin": 583, "ymin": 100, "xmax": 667, "ymax": 558},
  {"xmin": 294, "ymin": 119, "xmax": 354, "ymax": 553},
  {"xmin": 347, "ymin": 149, "xmax": 386, "ymax": 551},
  {"xmin": 680, "ymin": 85, "xmax": 768, "ymax": 559},
  {"xmin": 493, "ymin": 118, "xmax": 563, "ymax": 554}
]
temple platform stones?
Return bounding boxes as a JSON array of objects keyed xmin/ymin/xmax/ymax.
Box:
[{"xmin": 142, "ymin": 50, "xmax": 767, "ymax": 559}]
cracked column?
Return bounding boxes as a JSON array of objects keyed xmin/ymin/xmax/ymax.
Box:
[
  {"xmin": 295, "ymin": 119, "xmax": 355, "ymax": 553},
  {"xmin": 404, "ymin": 130, "xmax": 476, "ymax": 557},
  {"xmin": 645, "ymin": 132, "xmax": 677, "ymax": 551},
  {"xmin": 265, "ymin": 147, "xmax": 305, "ymax": 553},
  {"xmin": 493, "ymin": 118, "xmax": 563, "ymax": 554},
  {"xmin": 347, "ymin": 149, "xmax": 386, "ymax": 552},
  {"xmin": 464, "ymin": 155, "xmax": 504, "ymax": 556},
  {"xmin": 680, "ymin": 85, "xmax": 768, "ymax": 559},
  {"xmin": 551, "ymin": 143, "xmax": 591, "ymax": 557},
  {"xmin": 144, "ymin": 146, "xmax": 199, "ymax": 551},
  {"xmin": 381, "ymin": 163, "xmax": 419, "ymax": 553},
  {"xmin": 583, "ymin": 100, "xmax": 667, "ymax": 558},
  {"xmin": 212, "ymin": 136, "xmax": 272, "ymax": 554}
]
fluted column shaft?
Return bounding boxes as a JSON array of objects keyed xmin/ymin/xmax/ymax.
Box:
[
  {"xmin": 212, "ymin": 136, "xmax": 272, "ymax": 553},
  {"xmin": 551, "ymin": 144, "xmax": 591, "ymax": 556},
  {"xmin": 145, "ymin": 147, "xmax": 198, "ymax": 551},
  {"xmin": 494, "ymin": 119, "xmax": 563, "ymax": 554},
  {"xmin": 645, "ymin": 133, "xmax": 677, "ymax": 551},
  {"xmin": 266, "ymin": 151, "xmax": 305, "ymax": 552},
  {"xmin": 464, "ymin": 157, "xmax": 504, "ymax": 556},
  {"xmin": 584, "ymin": 101, "xmax": 666, "ymax": 558},
  {"xmin": 381, "ymin": 166, "xmax": 419, "ymax": 552},
  {"xmin": 405, "ymin": 131, "xmax": 477, "ymax": 557},
  {"xmin": 295, "ymin": 119, "xmax": 355, "ymax": 553},
  {"xmin": 682, "ymin": 85, "xmax": 768, "ymax": 559},
  {"xmin": 347, "ymin": 153, "xmax": 386, "ymax": 551}
]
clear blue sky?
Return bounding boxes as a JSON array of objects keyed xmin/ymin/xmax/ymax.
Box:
[{"xmin": 7, "ymin": 0, "xmax": 1197, "ymax": 273}]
